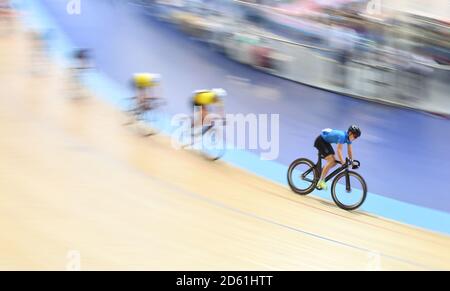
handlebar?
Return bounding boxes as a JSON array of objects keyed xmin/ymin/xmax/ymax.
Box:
[{"xmin": 336, "ymin": 158, "xmax": 361, "ymax": 169}]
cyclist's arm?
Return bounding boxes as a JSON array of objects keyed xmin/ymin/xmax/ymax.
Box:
[
  {"xmin": 215, "ymin": 100, "xmax": 225, "ymax": 119},
  {"xmin": 337, "ymin": 144, "xmax": 345, "ymax": 164},
  {"xmin": 348, "ymin": 144, "xmax": 353, "ymax": 160},
  {"xmin": 142, "ymin": 89, "xmax": 161, "ymax": 101}
]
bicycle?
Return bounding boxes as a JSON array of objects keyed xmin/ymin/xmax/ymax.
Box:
[
  {"xmin": 287, "ymin": 154, "xmax": 367, "ymax": 211},
  {"xmin": 180, "ymin": 116, "xmax": 226, "ymax": 161},
  {"xmin": 121, "ymin": 96, "xmax": 166, "ymax": 137}
]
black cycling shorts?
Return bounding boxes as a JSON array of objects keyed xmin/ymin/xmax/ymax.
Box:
[{"xmin": 314, "ymin": 135, "xmax": 335, "ymax": 158}]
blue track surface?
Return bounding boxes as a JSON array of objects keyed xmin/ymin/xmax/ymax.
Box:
[{"xmin": 15, "ymin": 0, "xmax": 450, "ymax": 234}]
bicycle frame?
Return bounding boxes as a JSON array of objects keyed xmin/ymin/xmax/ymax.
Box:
[{"xmin": 301, "ymin": 154, "xmax": 352, "ymax": 192}]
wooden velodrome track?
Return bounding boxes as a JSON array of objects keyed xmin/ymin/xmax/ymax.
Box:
[{"xmin": 1, "ymin": 22, "xmax": 450, "ymax": 271}]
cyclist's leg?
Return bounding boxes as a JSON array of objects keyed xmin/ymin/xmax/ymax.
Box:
[
  {"xmin": 136, "ymin": 87, "xmax": 148, "ymax": 113},
  {"xmin": 321, "ymin": 155, "xmax": 337, "ymax": 181},
  {"xmin": 145, "ymin": 88, "xmax": 163, "ymax": 110},
  {"xmin": 201, "ymin": 105, "xmax": 209, "ymax": 125},
  {"xmin": 314, "ymin": 136, "xmax": 336, "ymax": 189},
  {"xmin": 143, "ymin": 88, "xmax": 152, "ymax": 111},
  {"xmin": 203, "ymin": 105, "xmax": 224, "ymax": 134},
  {"xmin": 201, "ymin": 106, "xmax": 216, "ymax": 135},
  {"xmin": 192, "ymin": 103, "xmax": 206, "ymax": 129}
]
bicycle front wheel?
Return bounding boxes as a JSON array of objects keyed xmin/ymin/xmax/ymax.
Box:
[
  {"xmin": 331, "ymin": 171, "xmax": 367, "ymax": 211},
  {"xmin": 201, "ymin": 124, "xmax": 226, "ymax": 161},
  {"xmin": 287, "ymin": 158, "xmax": 318, "ymax": 195}
]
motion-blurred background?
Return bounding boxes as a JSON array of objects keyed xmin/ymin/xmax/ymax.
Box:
[
  {"xmin": 1, "ymin": 0, "xmax": 450, "ymax": 270},
  {"xmin": 155, "ymin": 0, "xmax": 450, "ymax": 113},
  {"xmin": 2, "ymin": 0, "xmax": 450, "ymax": 217}
]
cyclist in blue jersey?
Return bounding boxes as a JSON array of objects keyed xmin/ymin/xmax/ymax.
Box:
[{"xmin": 314, "ymin": 125, "xmax": 361, "ymax": 190}]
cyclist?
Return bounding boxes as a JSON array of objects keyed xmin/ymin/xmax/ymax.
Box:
[
  {"xmin": 191, "ymin": 88, "xmax": 226, "ymax": 129},
  {"xmin": 73, "ymin": 48, "xmax": 92, "ymax": 70},
  {"xmin": 314, "ymin": 125, "xmax": 361, "ymax": 190},
  {"xmin": 70, "ymin": 48, "xmax": 93, "ymax": 98},
  {"xmin": 131, "ymin": 73, "xmax": 162, "ymax": 113}
]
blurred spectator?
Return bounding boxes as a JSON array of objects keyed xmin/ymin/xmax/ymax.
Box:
[
  {"xmin": 153, "ymin": 0, "xmax": 449, "ymax": 111},
  {"xmin": 392, "ymin": 45, "xmax": 437, "ymax": 102},
  {"xmin": 251, "ymin": 41, "xmax": 275, "ymax": 70},
  {"xmin": 328, "ymin": 21, "xmax": 358, "ymax": 88}
]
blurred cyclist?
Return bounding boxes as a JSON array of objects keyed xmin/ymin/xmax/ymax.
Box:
[
  {"xmin": 73, "ymin": 49, "xmax": 92, "ymax": 70},
  {"xmin": 70, "ymin": 49, "xmax": 93, "ymax": 98},
  {"xmin": 314, "ymin": 125, "xmax": 361, "ymax": 190},
  {"xmin": 132, "ymin": 73, "xmax": 161, "ymax": 112},
  {"xmin": 191, "ymin": 88, "xmax": 226, "ymax": 130}
]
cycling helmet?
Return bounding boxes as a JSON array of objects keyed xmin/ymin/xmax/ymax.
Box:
[
  {"xmin": 212, "ymin": 88, "xmax": 227, "ymax": 98},
  {"xmin": 348, "ymin": 125, "xmax": 361, "ymax": 138}
]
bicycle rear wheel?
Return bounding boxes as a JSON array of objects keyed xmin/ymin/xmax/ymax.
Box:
[
  {"xmin": 287, "ymin": 158, "xmax": 318, "ymax": 195},
  {"xmin": 331, "ymin": 171, "xmax": 367, "ymax": 211}
]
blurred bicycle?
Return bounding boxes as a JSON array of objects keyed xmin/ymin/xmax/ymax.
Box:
[
  {"xmin": 122, "ymin": 73, "xmax": 166, "ymax": 136},
  {"xmin": 180, "ymin": 88, "xmax": 227, "ymax": 161},
  {"xmin": 181, "ymin": 115, "xmax": 227, "ymax": 161}
]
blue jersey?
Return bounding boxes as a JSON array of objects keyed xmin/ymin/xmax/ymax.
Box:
[{"xmin": 321, "ymin": 129, "xmax": 351, "ymax": 145}]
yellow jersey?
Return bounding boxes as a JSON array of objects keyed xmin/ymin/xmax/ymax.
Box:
[
  {"xmin": 193, "ymin": 91, "xmax": 221, "ymax": 106},
  {"xmin": 133, "ymin": 73, "xmax": 158, "ymax": 88}
]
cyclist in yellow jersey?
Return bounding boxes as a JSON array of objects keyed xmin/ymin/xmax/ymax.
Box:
[
  {"xmin": 132, "ymin": 73, "xmax": 161, "ymax": 111},
  {"xmin": 192, "ymin": 88, "xmax": 226, "ymax": 126}
]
